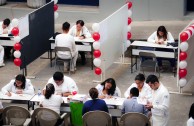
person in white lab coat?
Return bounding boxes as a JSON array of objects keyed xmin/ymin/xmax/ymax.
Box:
[
  {"xmin": 43, "ymin": 71, "xmax": 78, "ymax": 97},
  {"xmin": 145, "ymin": 74, "xmax": 170, "ymax": 126},
  {"xmin": 69, "ymin": 20, "xmax": 91, "ymax": 65},
  {"xmin": 1, "ymin": 74, "xmax": 35, "ymax": 96},
  {"xmin": 187, "ymin": 103, "xmax": 194, "ymax": 126},
  {"xmin": 55, "ymin": 22, "xmax": 78, "ymax": 71}
]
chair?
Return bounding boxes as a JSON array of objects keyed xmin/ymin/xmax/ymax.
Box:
[
  {"xmin": 120, "ymin": 112, "xmax": 151, "ymax": 126},
  {"xmin": 82, "ymin": 111, "xmax": 112, "ymax": 126},
  {"xmin": 2, "ymin": 106, "xmax": 31, "ymax": 126},
  {"xmin": 139, "ymin": 52, "xmax": 160, "ymax": 77},
  {"xmin": 54, "ymin": 46, "xmax": 75, "ymax": 75},
  {"xmin": 31, "ymin": 107, "xmax": 69, "ymax": 126}
]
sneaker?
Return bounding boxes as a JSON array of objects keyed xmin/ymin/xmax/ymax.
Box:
[{"xmin": 0, "ymin": 63, "xmax": 5, "ymax": 67}]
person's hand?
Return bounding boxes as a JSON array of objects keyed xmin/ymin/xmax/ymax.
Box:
[
  {"xmin": 145, "ymin": 102, "xmax": 153, "ymax": 109},
  {"xmin": 3, "ymin": 29, "xmax": 8, "ymax": 34},
  {"xmin": 106, "ymin": 95, "xmax": 112, "ymax": 99},
  {"xmin": 79, "ymin": 36, "xmax": 84, "ymax": 40},
  {"xmin": 5, "ymin": 92, "xmax": 12, "ymax": 96},
  {"xmin": 16, "ymin": 90, "xmax": 23, "ymax": 94},
  {"xmin": 99, "ymin": 95, "xmax": 106, "ymax": 99}
]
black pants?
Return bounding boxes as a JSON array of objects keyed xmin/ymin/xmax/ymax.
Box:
[{"xmin": 75, "ymin": 42, "xmax": 86, "ymax": 65}]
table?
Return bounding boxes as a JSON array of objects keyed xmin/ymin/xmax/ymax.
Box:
[
  {"xmin": 130, "ymin": 41, "xmax": 178, "ymax": 73},
  {"xmin": 0, "ymin": 34, "xmax": 15, "ymax": 46}
]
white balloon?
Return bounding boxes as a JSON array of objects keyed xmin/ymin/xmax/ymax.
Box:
[
  {"xmin": 179, "ymin": 60, "xmax": 187, "ymax": 69},
  {"xmin": 12, "ymin": 18, "xmax": 19, "ymax": 27},
  {"xmin": 14, "ymin": 50, "xmax": 21, "ymax": 58},
  {"xmin": 54, "ymin": 12, "xmax": 59, "ymax": 19},
  {"xmin": 128, "ymin": 10, "xmax": 132, "ymax": 17},
  {"xmin": 178, "ymin": 78, "xmax": 187, "ymax": 87},
  {"xmin": 126, "ymin": 40, "xmax": 131, "ymax": 47},
  {"xmin": 93, "ymin": 58, "xmax": 101, "ymax": 67},
  {"xmin": 127, "ymin": 25, "xmax": 131, "ymax": 31},
  {"xmin": 14, "ymin": 36, "xmax": 21, "ymax": 42},
  {"xmin": 180, "ymin": 42, "xmax": 189, "ymax": 52},
  {"xmin": 187, "ymin": 27, "xmax": 194, "ymax": 36},
  {"xmin": 93, "ymin": 41, "xmax": 100, "ymax": 50},
  {"xmin": 92, "ymin": 23, "xmax": 100, "ymax": 32},
  {"xmin": 54, "ymin": 0, "xmax": 58, "ymax": 4}
]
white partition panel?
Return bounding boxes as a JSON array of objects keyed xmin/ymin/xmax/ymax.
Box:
[{"xmin": 99, "ymin": 4, "xmax": 128, "ymax": 72}]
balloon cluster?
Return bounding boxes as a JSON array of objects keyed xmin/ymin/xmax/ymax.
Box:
[
  {"xmin": 53, "ymin": 0, "xmax": 59, "ymax": 19},
  {"xmin": 92, "ymin": 23, "xmax": 102, "ymax": 75},
  {"xmin": 126, "ymin": 1, "xmax": 132, "ymax": 49},
  {"xmin": 178, "ymin": 23, "xmax": 194, "ymax": 87},
  {"xmin": 11, "ymin": 19, "xmax": 22, "ymax": 67}
]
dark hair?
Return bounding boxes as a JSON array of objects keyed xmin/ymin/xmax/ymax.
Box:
[
  {"xmin": 135, "ymin": 73, "xmax": 145, "ymax": 81},
  {"xmin": 3, "ymin": 18, "xmax": 10, "ymax": 26},
  {"xmin": 53, "ymin": 71, "xmax": 64, "ymax": 81},
  {"xmin": 189, "ymin": 103, "xmax": 194, "ymax": 119},
  {"xmin": 101, "ymin": 78, "xmax": 116, "ymax": 96},
  {"xmin": 76, "ymin": 20, "xmax": 84, "ymax": 26},
  {"xmin": 62, "ymin": 22, "xmax": 70, "ymax": 31},
  {"xmin": 45, "ymin": 83, "xmax": 55, "ymax": 99},
  {"xmin": 157, "ymin": 26, "xmax": 168, "ymax": 40},
  {"xmin": 14, "ymin": 74, "xmax": 26, "ymax": 89},
  {"xmin": 146, "ymin": 75, "xmax": 159, "ymax": 84},
  {"xmin": 89, "ymin": 87, "xmax": 98, "ymax": 100},
  {"xmin": 130, "ymin": 87, "xmax": 139, "ymax": 97}
]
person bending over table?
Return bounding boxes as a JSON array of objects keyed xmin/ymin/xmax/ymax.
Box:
[
  {"xmin": 1, "ymin": 74, "xmax": 35, "ymax": 96},
  {"xmin": 95, "ymin": 78, "xmax": 121, "ymax": 99},
  {"xmin": 43, "ymin": 71, "xmax": 78, "ymax": 97},
  {"xmin": 68, "ymin": 20, "xmax": 91, "ymax": 65},
  {"xmin": 148, "ymin": 25, "xmax": 176, "ymax": 72},
  {"xmin": 82, "ymin": 87, "xmax": 108, "ymax": 115}
]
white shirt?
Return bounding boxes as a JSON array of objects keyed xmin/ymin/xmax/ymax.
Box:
[
  {"xmin": 95, "ymin": 84, "xmax": 121, "ymax": 97},
  {"xmin": 40, "ymin": 95, "xmax": 63, "ymax": 114},
  {"xmin": 69, "ymin": 25, "xmax": 91, "ymax": 38},
  {"xmin": 151, "ymin": 83, "xmax": 170, "ymax": 126},
  {"xmin": 187, "ymin": 117, "xmax": 194, "ymax": 126},
  {"xmin": 124, "ymin": 83, "xmax": 152, "ymax": 100},
  {"xmin": 147, "ymin": 31, "xmax": 174, "ymax": 44},
  {"xmin": 1, "ymin": 79, "xmax": 35, "ymax": 95},
  {"xmin": 45, "ymin": 76, "xmax": 78, "ymax": 94}
]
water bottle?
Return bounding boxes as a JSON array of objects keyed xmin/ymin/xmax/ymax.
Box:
[{"xmin": 38, "ymin": 88, "xmax": 41, "ymax": 96}]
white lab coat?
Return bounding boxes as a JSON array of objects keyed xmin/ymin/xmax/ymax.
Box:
[
  {"xmin": 1, "ymin": 79, "xmax": 35, "ymax": 95},
  {"xmin": 0, "ymin": 21, "xmax": 12, "ymax": 34},
  {"xmin": 0, "ymin": 45, "xmax": 4, "ymax": 66},
  {"xmin": 151, "ymin": 83, "xmax": 170, "ymax": 126},
  {"xmin": 68, "ymin": 25, "xmax": 91, "ymax": 38},
  {"xmin": 187, "ymin": 117, "xmax": 194, "ymax": 126},
  {"xmin": 95, "ymin": 84, "xmax": 121, "ymax": 97}
]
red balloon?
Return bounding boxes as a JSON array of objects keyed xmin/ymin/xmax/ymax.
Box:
[
  {"xmin": 179, "ymin": 69, "xmax": 187, "ymax": 78},
  {"xmin": 14, "ymin": 58, "xmax": 22, "ymax": 66},
  {"xmin": 92, "ymin": 32, "xmax": 100, "ymax": 41},
  {"xmin": 186, "ymin": 29, "xmax": 193, "ymax": 36},
  {"xmin": 128, "ymin": 17, "xmax": 132, "ymax": 25},
  {"xmin": 14, "ymin": 43, "xmax": 22, "ymax": 50},
  {"xmin": 54, "ymin": 4, "xmax": 58, "ymax": 11},
  {"xmin": 72, "ymin": 91, "xmax": 77, "ymax": 95},
  {"xmin": 11, "ymin": 27, "xmax": 19, "ymax": 36},
  {"xmin": 127, "ymin": 1, "xmax": 132, "ymax": 9},
  {"xmin": 127, "ymin": 32, "xmax": 131, "ymax": 40},
  {"xmin": 179, "ymin": 52, "xmax": 187, "ymax": 61},
  {"xmin": 190, "ymin": 25, "xmax": 194, "ymax": 29},
  {"xmin": 180, "ymin": 32, "xmax": 189, "ymax": 42},
  {"xmin": 95, "ymin": 67, "xmax": 102, "ymax": 75},
  {"xmin": 93, "ymin": 50, "xmax": 101, "ymax": 58}
]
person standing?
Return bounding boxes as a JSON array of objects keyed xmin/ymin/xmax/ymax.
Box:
[{"xmin": 145, "ymin": 74, "xmax": 170, "ymax": 126}]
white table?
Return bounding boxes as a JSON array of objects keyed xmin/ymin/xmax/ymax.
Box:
[
  {"xmin": 130, "ymin": 41, "xmax": 178, "ymax": 73},
  {"xmin": 0, "ymin": 34, "xmax": 15, "ymax": 46}
]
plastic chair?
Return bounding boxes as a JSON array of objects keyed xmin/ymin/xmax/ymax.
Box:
[
  {"xmin": 70, "ymin": 102, "xmax": 83, "ymax": 126},
  {"xmin": 54, "ymin": 46, "xmax": 75, "ymax": 75},
  {"xmin": 2, "ymin": 106, "xmax": 31, "ymax": 126},
  {"xmin": 120, "ymin": 112, "xmax": 151, "ymax": 126},
  {"xmin": 31, "ymin": 107, "xmax": 69, "ymax": 126},
  {"xmin": 82, "ymin": 111, "xmax": 112, "ymax": 126},
  {"xmin": 139, "ymin": 52, "xmax": 160, "ymax": 77}
]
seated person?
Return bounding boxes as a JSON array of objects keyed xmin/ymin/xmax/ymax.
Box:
[
  {"xmin": 148, "ymin": 26, "xmax": 176, "ymax": 72},
  {"xmin": 82, "ymin": 87, "xmax": 108, "ymax": 115},
  {"xmin": 124, "ymin": 73, "xmax": 152, "ymax": 100},
  {"xmin": 43, "ymin": 71, "xmax": 78, "ymax": 97},
  {"xmin": 1, "ymin": 74, "xmax": 35, "ymax": 96},
  {"xmin": 55, "ymin": 22, "xmax": 78, "ymax": 72},
  {"xmin": 40, "ymin": 83, "xmax": 63, "ymax": 114},
  {"xmin": 187, "ymin": 103, "xmax": 194, "ymax": 126},
  {"xmin": 68, "ymin": 20, "xmax": 91, "ymax": 65},
  {"xmin": 122, "ymin": 87, "xmax": 149, "ymax": 116},
  {"xmin": 95, "ymin": 78, "xmax": 121, "ymax": 99}
]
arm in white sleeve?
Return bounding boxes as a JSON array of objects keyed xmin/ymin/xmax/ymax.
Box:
[
  {"xmin": 22, "ymin": 79, "xmax": 35, "ymax": 95},
  {"xmin": 164, "ymin": 32, "xmax": 175, "ymax": 44},
  {"xmin": 147, "ymin": 32, "xmax": 157, "ymax": 43},
  {"xmin": 68, "ymin": 79, "xmax": 78, "ymax": 92},
  {"xmin": 83, "ymin": 26, "xmax": 91, "ymax": 38},
  {"xmin": 68, "ymin": 26, "xmax": 76, "ymax": 37},
  {"xmin": 1, "ymin": 80, "xmax": 15, "ymax": 94},
  {"xmin": 153, "ymin": 93, "xmax": 169, "ymax": 113}
]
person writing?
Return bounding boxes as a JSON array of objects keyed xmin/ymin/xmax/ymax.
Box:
[
  {"xmin": 0, "ymin": 18, "xmax": 11, "ymax": 34},
  {"xmin": 1, "ymin": 74, "xmax": 35, "ymax": 96},
  {"xmin": 187, "ymin": 103, "xmax": 194, "ymax": 126}
]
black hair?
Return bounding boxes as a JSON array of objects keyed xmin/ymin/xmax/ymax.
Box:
[
  {"xmin": 3, "ymin": 18, "xmax": 10, "ymax": 26},
  {"xmin": 62, "ymin": 22, "xmax": 70, "ymax": 31},
  {"xmin": 189, "ymin": 103, "xmax": 194, "ymax": 119},
  {"xmin": 130, "ymin": 87, "xmax": 139, "ymax": 97},
  {"xmin": 101, "ymin": 78, "xmax": 116, "ymax": 96},
  {"xmin": 157, "ymin": 26, "xmax": 168, "ymax": 40},
  {"xmin": 146, "ymin": 75, "xmax": 159, "ymax": 84},
  {"xmin": 135, "ymin": 73, "xmax": 145, "ymax": 81},
  {"xmin": 45, "ymin": 83, "xmax": 55, "ymax": 99},
  {"xmin": 76, "ymin": 20, "xmax": 84, "ymax": 26},
  {"xmin": 14, "ymin": 74, "xmax": 26, "ymax": 89},
  {"xmin": 53, "ymin": 71, "xmax": 64, "ymax": 81},
  {"xmin": 89, "ymin": 87, "xmax": 98, "ymax": 100}
]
